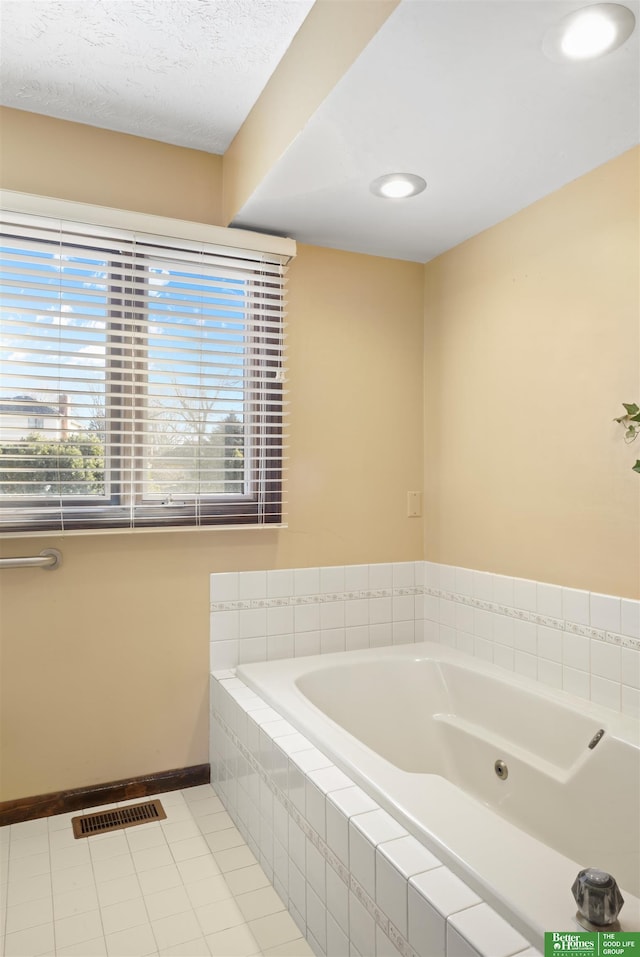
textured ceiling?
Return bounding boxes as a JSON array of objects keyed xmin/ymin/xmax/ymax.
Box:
[{"xmin": 0, "ymin": 0, "xmax": 314, "ymax": 153}]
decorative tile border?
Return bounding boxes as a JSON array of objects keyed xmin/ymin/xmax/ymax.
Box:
[
  {"xmin": 210, "ymin": 586, "xmax": 422, "ymax": 613},
  {"xmin": 424, "ymin": 586, "xmax": 640, "ymax": 653}
]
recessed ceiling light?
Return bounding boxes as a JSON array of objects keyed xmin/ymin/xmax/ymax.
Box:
[
  {"xmin": 370, "ymin": 173, "xmax": 427, "ymax": 199},
  {"xmin": 543, "ymin": 3, "xmax": 636, "ymax": 62}
]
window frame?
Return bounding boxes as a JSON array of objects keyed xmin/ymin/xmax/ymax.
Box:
[{"xmin": 0, "ymin": 192, "xmax": 294, "ymax": 535}]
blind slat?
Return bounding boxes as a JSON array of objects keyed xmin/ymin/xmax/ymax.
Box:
[{"xmin": 0, "ymin": 207, "xmax": 289, "ymax": 534}]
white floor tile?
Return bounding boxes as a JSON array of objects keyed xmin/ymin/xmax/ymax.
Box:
[
  {"xmin": 159, "ymin": 938, "xmax": 211, "ymax": 957},
  {"xmin": 53, "ymin": 884, "xmax": 100, "ymax": 920},
  {"xmin": 105, "ymin": 922, "xmax": 157, "ymax": 956},
  {"xmin": 194, "ymin": 897, "xmax": 245, "ymax": 935},
  {"xmin": 56, "ymin": 936, "xmax": 108, "ymax": 956},
  {"xmin": 6, "ymin": 872, "xmax": 52, "ymax": 906},
  {"xmin": 54, "ymin": 909, "xmax": 104, "ymax": 949},
  {"xmin": 143, "ymin": 884, "xmax": 192, "ymax": 922},
  {"xmin": 184, "ymin": 874, "xmax": 233, "ymax": 908},
  {"xmin": 206, "ymin": 923, "xmax": 262, "ymax": 956},
  {"xmin": 249, "ymin": 911, "xmax": 303, "ymax": 951},
  {"xmin": 4, "ymin": 921, "xmax": 55, "ymax": 956},
  {"xmin": 96, "ymin": 873, "xmax": 142, "ymax": 907},
  {"xmin": 100, "ymin": 896, "xmax": 149, "ymax": 936},
  {"xmin": 236, "ymin": 886, "xmax": 286, "ymax": 922},
  {"xmin": 168, "ymin": 835, "xmax": 210, "ymax": 863},
  {"xmin": 6, "ymin": 896, "xmax": 54, "ymax": 934},
  {"xmin": 151, "ymin": 909, "xmax": 203, "ymax": 950},
  {"xmin": 224, "ymin": 864, "xmax": 271, "ymax": 896},
  {"xmin": 137, "ymin": 863, "xmax": 183, "ymax": 896}
]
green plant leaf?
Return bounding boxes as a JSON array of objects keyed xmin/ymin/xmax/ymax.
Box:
[
  {"xmin": 633, "ymin": 460, "xmax": 640, "ymax": 474},
  {"xmin": 623, "ymin": 403, "xmax": 640, "ymax": 415},
  {"xmin": 626, "ymin": 428, "xmax": 637, "ymax": 440},
  {"xmin": 631, "ymin": 413, "xmax": 640, "ymax": 423},
  {"xmin": 615, "ymin": 415, "xmax": 629, "ymax": 423}
]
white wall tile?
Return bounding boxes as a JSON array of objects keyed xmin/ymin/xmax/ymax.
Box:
[
  {"xmin": 590, "ymin": 593, "xmax": 621, "ymax": 633},
  {"xmin": 493, "ymin": 645, "xmax": 514, "ymax": 672},
  {"xmin": 267, "ymin": 606, "xmax": 294, "ymax": 637},
  {"xmin": 536, "ymin": 583, "xmax": 562, "ymax": 618},
  {"xmin": 562, "ymin": 632, "xmax": 590, "ymax": 672},
  {"xmin": 239, "ymin": 609, "xmax": 267, "ymax": 640},
  {"xmin": 473, "ymin": 609, "xmax": 493, "ymax": 641},
  {"xmin": 306, "ymin": 884, "xmax": 327, "ymax": 951},
  {"xmin": 513, "ymin": 621, "xmax": 536, "ymax": 655},
  {"xmin": 305, "ymin": 782, "xmax": 326, "ymax": 840},
  {"xmin": 326, "ymin": 868, "xmax": 349, "ymax": 935},
  {"xmin": 345, "ymin": 564, "xmax": 369, "ymax": 591},
  {"xmin": 537, "ymin": 659, "xmax": 562, "ymax": 690},
  {"xmin": 393, "ymin": 596, "xmax": 415, "ymax": 622},
  {"xmin": 326, "ymin": 912, "xmax": 349, "ymax": 957},
  {"xmin": 294, "ymin": 605, "xmax": 321, "ymax": 634},
  {"xmin": 294, "ymin": 568, "xmax": 320, "ymax": 596},
  {"xmin": 306, "ymin": 840, "xmax": 326, "ymax": 902},
  {"xmin": 238, "ymin": 571, "xmax": 267, "ymax": 600},
  {"xmin": 266, "ymin": 569, "xmax": 294, "ymax": 599},
  {"xmin": 622, "ymin": 685, "xmax": 640, "ymax": 718},
  {"xmin": 424, "ymin": 595, "xmax": 439, "ymax": 622},
  {"xmin": 210, "ymin": 640, "xmax": 239, "ymax": 670},
  {"xmin": 320, "ymin": 602, "xmax": 345, "ymax": 630},
  {"xmin": 493, "ymin": 615, "xmax": 514, "ymax": 647},
  {"xmin": 536, "ymin": 626, "xmax": 562, "ymax": 663},
  {"xmin": 439, "ymin": 565, "xmax": 456, "ymax": 594},
  {"xmin": 590, "ymin": 675, "xmax": 621, "ymax": 711},
  {"xmin": 346, "ymin": 600, "xmax": 368, "ymax": 628},
  {"xmin": 392, "ymin": 621, "xmax": 414, "ymax": 645},
  {"xmin": 562, "ymin": 588, "xmax": 590, "ymax": 625},
  {"xmin": 563, "ymin": 666, "xmax": 590, "ymax": 699},
  {"xmin": 590, "ymin": 641, "xmax": 621, "ymax": 682},
  {"xmin": 375, "ymin": 837, "xmax": 441, "ymax": 938},
  {"xmin": 454, "ymin": 567, "xmax": 474, "ymax": 598},
  {"xmin": 295, "ymin": 632, "xmax": 321, "ymax": 658},
  {"xmin": 473, "ymin": 571, "xmax": 493, "ymax": 602},
  {"xmin": 210, "ymin": 573, "xmax": 239, "ymax": 603},
  {"xmin": 370, "ymin": 624, "xmax": 391, "ymax": 647},
  {"xmin": 320, "ymin": 565, "xmax": 345, "ymax": 594},
  {"xmin": 267, "ymin": 635, "xmax": 295, "ymax": 661},
  {"xmin": 349, "ymin": 891, "xmax": 375, "ymax": 957},
  {"xmin": 369, "ymin": 598, "xmax": 392, "ymax": 625},
  {"xmin": 455, "ymin": 603, "xmax": 475, "ymax": 635},
  {"xmin": 622, "ymin": 648, "xmax": 640, "ymax": 689},
  {"xmin": 439, "ymin": 599, "xmax": 457, "ymax": 627},
  {"xmin": 621, "ymin": 599, "xmax": 640, "ymax": 639},
  {"xmin": 345, "ymin": 626, "xmax": 369, "ymax": 652},
  {"xmin": 288, "ymin": 862, "xmax": 306, "ymax": 923},
  {"xmin": 369, "ymin": 564, "xmax": 392, "ymax": 590},
  {"xmin": 513, "ymin": 579, "xmax": 537, "ymax": 613},
  {"xmin": 513, "ymin": 652, "xmax": 537, "ymax": 680},
  {"xmin": 408, "ymin": 867, "xmax": 480, "ymax": 957},
  {"xmin": 210, "ymin": 611, "xmax": 239, "ymax": 642},
  {"xmin": 392, "ymin": 562, "xmax": 415, "ymax": 588},
  {"xmin": 492, "ymin": 575, "xmax": 514, "ymax": 608},
  {"xmin": 238, "ymin": 638, "xmax": 267, "ymax": 665},
  {"xmin": 474, "ymin": 637, "xmax": 494, "ymax": 662},
  {"xmin": 321, "ymin": 629, "xmax": 346, "ymax": 655}
]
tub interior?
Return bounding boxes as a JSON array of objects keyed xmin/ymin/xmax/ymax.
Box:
[{"xmin": 293, "ymin": 657, "xmax": 640, "ymax": 898}]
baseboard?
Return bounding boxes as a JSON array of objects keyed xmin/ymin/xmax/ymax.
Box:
[{"xmin": 0, "ymin": 763, "xmax": 210, "ymax": 826}]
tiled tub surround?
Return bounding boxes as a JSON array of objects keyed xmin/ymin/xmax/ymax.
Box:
[
  {"xmin": 210, "ymin": 563, "xmax": 640, "ymax": 718},
  {"xmin": 210, "ymin": 671, "xmax": 544, "ymax": 957}
]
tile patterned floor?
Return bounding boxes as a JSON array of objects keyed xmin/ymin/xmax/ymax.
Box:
[{"xmin": 0, "ymin": 785, "xmax": 313, "ymax": 957}]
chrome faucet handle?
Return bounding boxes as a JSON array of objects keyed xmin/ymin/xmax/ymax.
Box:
[{"xmin": 572, "ymin": 868, "xmax": 624, "ymax": 927}]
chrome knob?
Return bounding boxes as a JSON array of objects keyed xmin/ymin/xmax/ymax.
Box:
[{"xmin": 572, "ymin": 868, "xmax": 624, "ymax": 927}]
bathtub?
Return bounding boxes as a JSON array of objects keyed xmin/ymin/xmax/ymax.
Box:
[{"xmin": 237, "ymin": 641, "xmax": 640, "ymax": 944}]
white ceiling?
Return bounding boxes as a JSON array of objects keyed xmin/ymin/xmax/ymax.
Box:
[
  {"xmin": 0, "ymin": 0, "xmax": 638, "ymax": 262},
  {"xmin": 0, "ymin": 0, "xmax": 313, "ymax": 153},
  {"xmin": 233, "ymin": 0, "xmax": 640, "ymax": 261}
]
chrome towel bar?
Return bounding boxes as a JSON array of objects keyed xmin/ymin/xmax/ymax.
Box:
[{"xmin": 0, "ymin": 549, "xmax": 62, "ymax": 570}]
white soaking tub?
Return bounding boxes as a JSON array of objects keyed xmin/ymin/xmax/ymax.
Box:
[{"xmin": 237, "ymin": 641, "xmax": 640, "ymax": 944}]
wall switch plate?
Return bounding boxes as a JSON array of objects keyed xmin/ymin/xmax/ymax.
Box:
[{"xmin": 407, "ymin": 491, "xmax": 422, "ymax": 517}]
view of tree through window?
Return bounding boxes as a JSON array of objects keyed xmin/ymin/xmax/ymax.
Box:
[{"xmin": 0, "ymin": 211, "xmax": 286, "ymax": 531}]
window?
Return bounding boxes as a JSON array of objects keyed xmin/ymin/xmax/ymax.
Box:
[
  {"xmin": 27, "ymin": 417, "xmax": 45, "ymax": 430},
  {"xmin": 0, "ymin": 201, "xmax": 293, "ymax": 534}
]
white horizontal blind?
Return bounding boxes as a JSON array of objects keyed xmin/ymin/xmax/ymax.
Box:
[{"xmin": 0, "ymin": 209, "xmax": 289, "ymax": 534}]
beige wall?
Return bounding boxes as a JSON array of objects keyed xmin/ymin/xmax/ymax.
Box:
[
  {"xmin": 424, "ymin": 147, "xmax": 640, "ymax": 599},
  {"xmin": 0, "ymin": 107, "xmax": 224, "ymax": 225},
  {"xmin": 0, "ymin": 113, "xmax": 424, "ymax": 799},
  {"xmin": 222, "ymin": 0, "xmax": 399, "ymax": 224}
]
